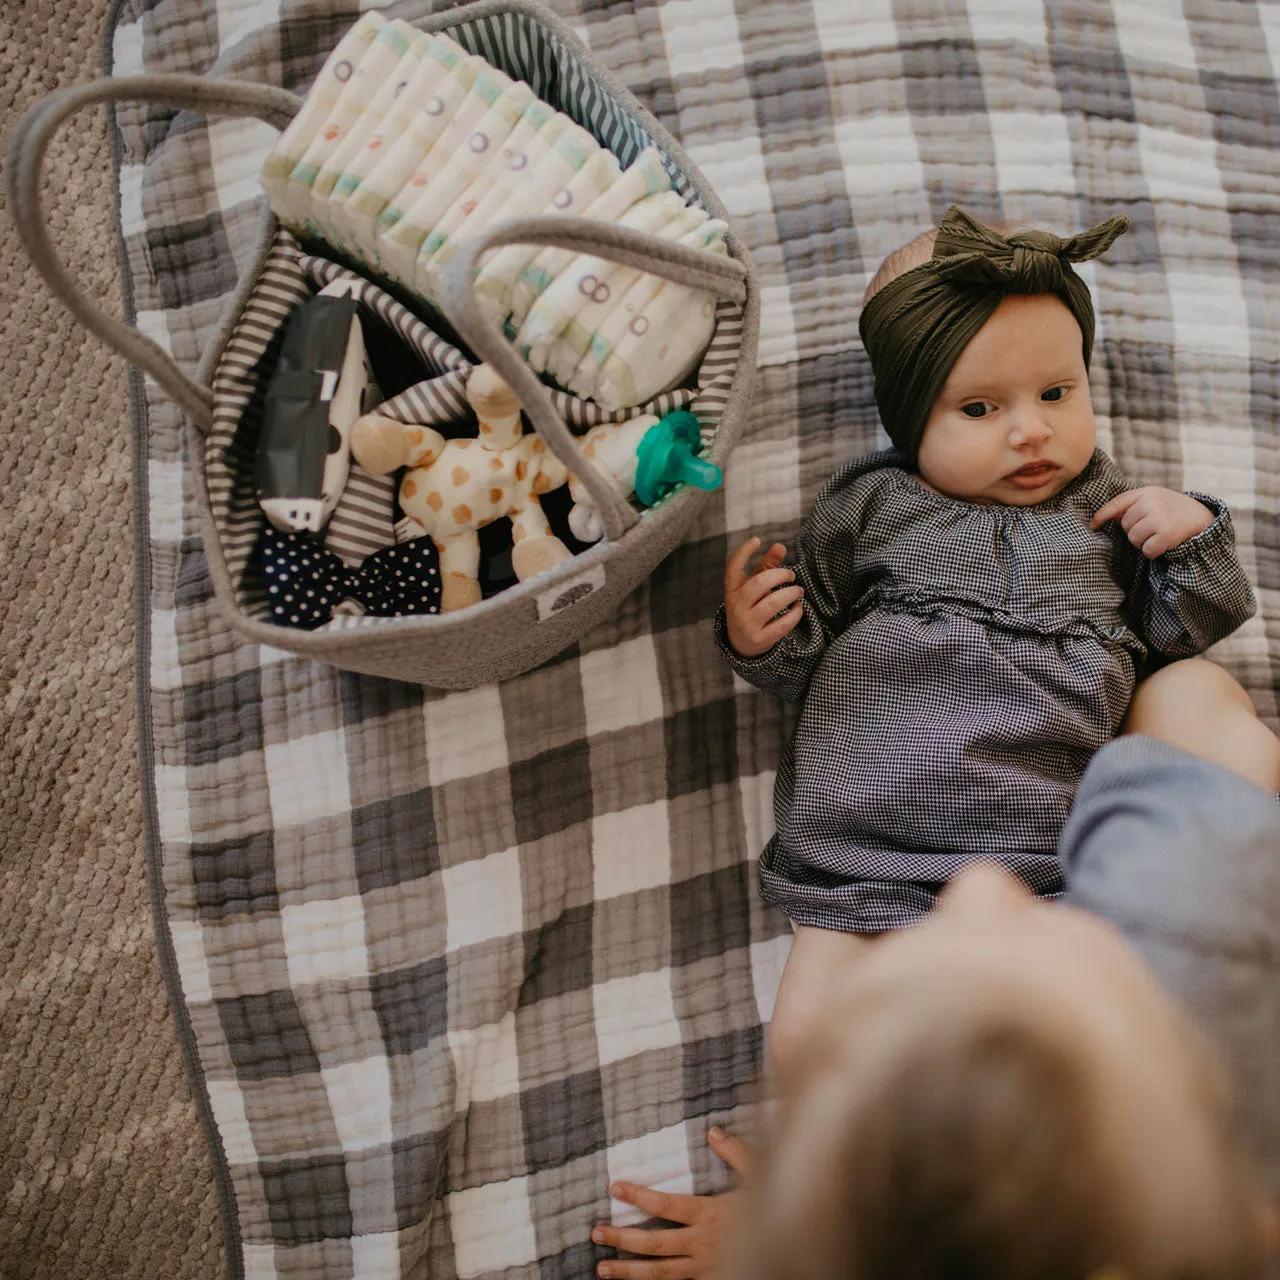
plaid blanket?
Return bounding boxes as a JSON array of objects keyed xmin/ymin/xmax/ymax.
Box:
[{"xmin": 108, "ymin": 0, "xmax": 1280, "ymax": 1277}]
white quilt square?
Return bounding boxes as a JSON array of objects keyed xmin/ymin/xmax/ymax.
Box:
[
  {"xmin": 150, "ymin": 610, "xmax": 182, "ymax": 693},
  {"xmin": 724, "ymin": 436, "xmax": 802, "ymax": 533},
  {"xmin": 593, "ymin": 968, "xmax": 683, "ymax": 1067},
  {"xmin": 738, "ymin": 771, "xmax": 777, "ymax": 864},
  {"xmin": 606, "ymin": 1123, "xmax": 694, "ymax": 1227},
  {"xmin": 811, "ymin": 0, "xmax": 897, "ymax": 53},
  {"xmin": 1137, "ymin": 125, "xmax": 1226, "ymax": 207},
  {"xmin": 111, "ymin": 19, "xmax": 144, "ymax": 76},
  {"xmin": 1166, "ymin": 270, "xmax": 1251, "ymax": 357},
  {"xmin": 281, "ymin": 895, "xmax": 370, "ymax": 986},
  {"xmin": 1179, "ymin": 421, "xmax": 1257, "ymax": 511},
  {"xmin": 208, "ymin": 116, "xmax": 281, "ymax": 214},
  {"xmin": 215, "ymin": 0, "xmax": 281, "ymax": 52},
  {"xmin": 968, "ymin": 1, "xmax": 1048, "ymax": 48},
  {"xmin": 448, "ymin": 1176, "xmax": 539, "ymax": 1277},
  {"xmin": 580, "ymin": 635, "xmax": 665, "ymax": 738},
  {"xmin": 685, "ymin": 133, "xmax": 772, "ymax": 220},
  {"xmin": 118, "ymin": 163, "xmax": 146, "ymax": 239},
  {"xmin": 349, "ymin": 1233, "xmax": 400, "ymax": 1279},
  {"xmin": 148, "ymin": 457, "xmax": 184, "ymax": 544},
  {"xmin": 322, "ymin": 1055, "xmax": 394, "ymax": 1150},
  {"xmin": 168, "ymin": 918, "xmax": 214, "ymax": 1005},
  {"xmin": 153, "ymin": 764, "xmax": 191, "ymax": 844},
  {"xmin": 757, "ymin": 281, "xmax": 799, "ymax": 368},
  {"xmin": 450, "ymin": 1011, "xmax": 521, "ymax": 1104},
  {"xmin": 241, "ymin": 1244, "xmax": 279, "ymax": 1280},
  {"xmin": 205, "ymin": 1076, "xmax": 259, "ymax": 1165},
  {"xmin": 750, "ymin": 935, "xmax": 791, "ymax": 1028},
  {"xmin": 989, "ymin": 110, "xmax": 1075, "ymax": 197},
  {"xmin": 442, "ymin": 847, "xmax": 524, "ymax": 952},
  {"xmin": 834, "ymin": 113, "xmax": 925, "ymax": 199},
  {"xmin": 1112, "ymin": 0, "xmax": 1199, "ymax": 71},
  {"xmin": 658, "ymin": 0, "xmax": 744, "ymax": 79},
  {"xmin": 264, "ymin": 729, "xmax": 351, "ymax": 828},
  {"xmin": 423, "ymin": 685, "xmax": 509, "ymax": 785},
  {"xmin": 592, "ymin": 801, "xmax": 672, "ymax": 900}
]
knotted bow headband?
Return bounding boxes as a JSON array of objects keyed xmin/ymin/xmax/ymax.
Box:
[
  {"xmin": 857, "ymin": 207, "xmax": 1130, "ymax": 459},
  {"xmin": 261, "ymin": 526, "xmax": 442, "ymax": 628}
]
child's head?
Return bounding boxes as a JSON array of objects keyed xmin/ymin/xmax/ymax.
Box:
[
  {"xmin": 737, "ymin": 864, "xmax": 1274, "ymax": 1280},
  {"xmin": 858, "ymin": 208, "xmax": 1129, "ymax": 505}
]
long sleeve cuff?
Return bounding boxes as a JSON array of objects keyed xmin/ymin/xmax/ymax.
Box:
[{"xmin": 1159, "ymin": 492, "xmax": 1233, "ymax": 565}]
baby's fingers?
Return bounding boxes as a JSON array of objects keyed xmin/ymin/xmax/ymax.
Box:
[
  {"xmin": 758, "ymin": 599, "xmax": 804, "ymax": 644},
  {"xmin": 749, "ymin": 586, "xmax": 803, "ymax": 625},
  {"xmin": 1091, "ymin": 489, "xmax": 1142, "ymax": 529},
  {"xmin": 724, "ymin": 537, "xmax": 761, "ymax": 595},
  {"xmin": 753, "ymin": 543, "xmax": 787, "ymax": 575},
  {"xmin": 739, "ymin": 567, "xmax": 797, "ymax": 609}
]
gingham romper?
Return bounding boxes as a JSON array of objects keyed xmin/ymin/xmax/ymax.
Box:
[{"xmin": 716, "ymin": 449, "xmax": 1256, "ymax": 932}]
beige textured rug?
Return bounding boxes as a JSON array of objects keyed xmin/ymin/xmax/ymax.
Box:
[{"xmin": 0, "ymin": 4, "xmax": 222, "ymax": 1276}]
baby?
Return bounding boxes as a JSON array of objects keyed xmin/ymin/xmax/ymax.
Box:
[{"xmin": 718, "ymin": 207, "xmax": 1256, "ymax": 1051}]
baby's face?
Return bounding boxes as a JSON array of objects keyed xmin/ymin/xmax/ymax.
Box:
[{"xmin": 916, "ymin": 293, "xmax": 1097, "ymax": 505}]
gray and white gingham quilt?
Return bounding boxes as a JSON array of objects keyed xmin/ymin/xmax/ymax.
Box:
[{"xmin": 107, "ymin": 1, "xmax": 1280, "ymax": 1278}]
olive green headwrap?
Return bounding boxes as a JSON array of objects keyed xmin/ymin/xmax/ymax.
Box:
[{"xmin": 857, "ymin": 206, "xmax": 1130, "ymax": 459}]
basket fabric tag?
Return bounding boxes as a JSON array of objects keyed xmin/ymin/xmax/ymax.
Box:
[{"xmin": 536, "ymin": 565, "xmax": 606, "ymax": 620}]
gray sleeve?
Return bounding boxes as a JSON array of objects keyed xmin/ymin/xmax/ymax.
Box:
[
  {"xmin": 1124, "ymin": 495, "xmax": 1257, "ymax": 656},
  {"xmin": 1060, "ymin": 735, "xmax": 1280, "ymax": 1196}
]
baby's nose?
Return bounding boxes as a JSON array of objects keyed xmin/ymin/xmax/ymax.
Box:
[{"xmin": 1009, "ymin": 409, "xmax": 1052, "ymax": 446}]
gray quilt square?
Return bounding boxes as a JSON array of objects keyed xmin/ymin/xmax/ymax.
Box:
[
  {"xmin": 527, "ymin": 1150, "xmax": 612, "ymax": 1266},
  {"xmin": 652, "ymin": 621, "xmax": 734, "ymax": 718},
  {"xmin": 201, "ymin": 912, "xmax": 289, "ymax": 1002},
  {"xmin": 291, "ymin": 979, "xmax": 387, "ymax": 1071},
  {"xmin": 648, "ymin": 534, "xmax": 729, "ymax": 634},
  {"xmin": 215, "ymin": 987, "xmax": 323, "ymax": 1081},
  {"xmin": 345, "ymin": 1145, "xmax": 401, "ymax": 1237},
  {"xmin": 369, "ymin": 954, "xmax": 448, "ymax": 1058},
  {"xmin": 258, "ymin": 1150, "xmax": 355, "ymax": 1245},
  {"xmin": 431, "ymin": 770, "xmax": 518, "ymax": 869},
  {"xmin": 592, "ymin": 887, "xmax": 671, "ymax": 987},
  {"xmin": 338, "ymin": 672, "xmax": 424, "ymax": 727},
  {"xmin": 669, "ymin": 866, "xmax": 752, "ymax": 971},
  {"xmin": 520, "ymin": 1069, "xmax": 608, "ymax": 1173},
  {"xmin": 363, "ymin": 875, "xmax": 449, "ymax": 978},
  {"xmin": 588, "ymin": 721, "xmax": 671, "ymax": 817},
  {"xmin": 519, "ymin": 821, "xmax": 595, "ymax": 930},
  {"xmin": 343, "ymin": 703, "xmax": 431, "ymax": 812},
  {"xmin": 185, "ymin": 749, "xmax": 272, "ymax": 844},
  {"xmin": 145, "ymin": 209, "xmax": 240, "ymax": 312},
  {"xmin": 191, "ymin": 830, "xmax": 279, "ymax": 920},
  {"xmin": 601, "ymin": 1046, "xmax": 687, "ymax": 1145},
  {"xmin": 260, "ymin": 657, "xmax": 347, "ymax": 746},
  {"xmin": 183, "ymin": 666, "xmax": 264, "ymax": 767},
  {"xmin": 509, "ymin": 740, "xmax": 594, "ymax": 845},
  {"xmin": 445, "ymin": 934, "xmax": 526, "ymax": 1034},
  {"xmin": 672, "ymin": 948, "xmax": 759, "ymax": 1044},
  {"xmin": 238, "ymin": 1071, "xmax": 344, "ymax": 1162},
  {"xmin": 351, "ymin": 789, "xmax": 439, "ymax": 894},
  {"xmin": 515, "ymin": 987, "xmax": 599, "ymax": 1094},
  {"xmin": 390, "ymin": 1128, "xmax": 449, "ymax": 1233},
  {"xmin": 667, "ymin": 782, "xmax": 748, "ymax": 884},
  {"xmin": 450, "ymin": 1094, "xmax": 529, "ymax": 1190},
  {"xmin": 272, "ymin": 814, "xmax": 361, "ymax": 907},
  {"xmin": 663, "ymin": 699, "xmax": 739, "ymax": 800},
  {"xmin": 185, "ymin": 1001, "xmax": 238, "ymax": 1080},
  {"xmin": 500, "ymin": 660, "xmax": 589, "ymax": 764},
  {"xmin": 519, "ymin": 903, "xmax": 596, "ymax": 1005},
  {"xmin": 682, "ymin": 1024, "xmax": 764, "ymax": 1123}
]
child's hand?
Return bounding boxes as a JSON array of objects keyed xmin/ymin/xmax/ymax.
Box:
[
  {"xmin": 724, "ymin": 537, "xmax": 804, "ymax": 657},
  {"xmin": 1091, "ymin": 487, "xmax": 1215, "ymax": 559},
  {"xmin": 590, "ymin": 1128, "xmax": 752, "ymax": 1280}
]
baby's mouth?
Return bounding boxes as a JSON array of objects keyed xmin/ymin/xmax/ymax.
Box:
[{"xmin": 1004, "ymin": 460, "xmax": 1060, "ymax": 489}]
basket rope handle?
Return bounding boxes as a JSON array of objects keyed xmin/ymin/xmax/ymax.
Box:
[
  {"xmin": 6, "ymin": 74, "xmax": 301, "ymax": 430},
  {"xmin": 440, "ymin": 218, "xmax": 748, "ymax": 541}
]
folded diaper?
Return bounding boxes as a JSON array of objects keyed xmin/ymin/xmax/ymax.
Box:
[
  {"xmin": 516, "ymin": 190, "xmax": 686, "ymax": 373},
  {"xmin": 342, "ymin": 54, "xmax": 480, "ymax": 268},
  {"xmin": 261, "ymin": 12, "xmax": 387, "ymax": 226},
  {"xmin": 470, "ymin": 144, "xmax": 621, "ymax": 325},
  {"xmin": 504, "ymin": 147, "xmax": 674, "ymax": 328},
  {"xmin": 544, "ymin": 201, "xmax": 708, "ymax": 388}
]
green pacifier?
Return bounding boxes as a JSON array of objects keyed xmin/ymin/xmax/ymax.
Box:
[{"xmin": 633, "ymin": 410, "xmax": 723, "ymax": 507}]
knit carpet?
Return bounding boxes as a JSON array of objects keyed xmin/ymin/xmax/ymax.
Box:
[{"xmin": 0, "ymin": 3, "xmax": 222, "ymax": 1276}]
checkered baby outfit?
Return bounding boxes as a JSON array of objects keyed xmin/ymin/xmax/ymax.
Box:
[{"xmin": 716, "ymin": 449, "xmax": 1256, "ymax": 931}]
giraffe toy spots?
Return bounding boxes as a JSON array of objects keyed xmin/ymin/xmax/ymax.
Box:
[{"xmin": 350, "ymin": 364, "xmax": 572, "ymax": 612}]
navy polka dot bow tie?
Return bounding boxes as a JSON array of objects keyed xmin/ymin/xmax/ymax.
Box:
[{"xmin": 260, "ymin": 525, "xmax": 442, "ymax": 629}]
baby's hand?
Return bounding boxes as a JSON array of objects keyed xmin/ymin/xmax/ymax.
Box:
[
  {"xmin": 724, "ymin": 537, "xmax": 804, "ymax": 657},
  {"xmin": 1091, "ymin": 487, "xmax": 1214, "ymax": 559}
]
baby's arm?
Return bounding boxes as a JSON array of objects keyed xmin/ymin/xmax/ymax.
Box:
[{"xmin": 1093, "ymin": 486, "xmax": 1256, "ymax": 655}]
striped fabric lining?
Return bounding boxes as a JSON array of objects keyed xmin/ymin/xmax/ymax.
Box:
[{"xmin": 205, "ymin": 228, "xmax": 744, "ymax": 628}]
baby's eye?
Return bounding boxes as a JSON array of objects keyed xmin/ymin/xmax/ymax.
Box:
[
  {"xmin": 1041, "ymin": 386, "xmax": 1066, "ymax": 402},
  {"xmin": 961, "ymin": 401, "xmax": 993, "ymax": 419}
]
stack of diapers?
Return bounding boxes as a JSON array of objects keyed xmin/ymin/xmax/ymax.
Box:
[{"xmin": 259, "ymin": 12, "xmax": 727, "ymax": 410}]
